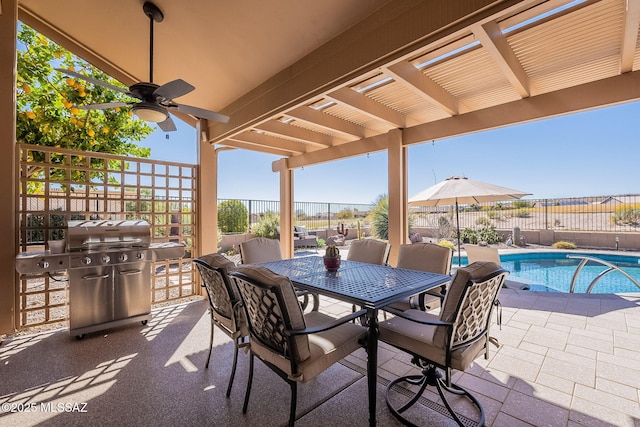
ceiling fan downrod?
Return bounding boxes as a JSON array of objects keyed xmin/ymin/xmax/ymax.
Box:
[{"xmin": 142, "ymin": 2, "xmax": 164, "ymax": 83}]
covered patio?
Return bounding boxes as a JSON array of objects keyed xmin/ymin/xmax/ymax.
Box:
[
  {"xmin": 1, "ymin": 288, "xmax": 639, "ymax": 426},
  {"xmin": 2, "ymin": 0, "xmax": 640, "ymax": 425}
]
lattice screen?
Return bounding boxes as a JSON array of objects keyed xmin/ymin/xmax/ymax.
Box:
[{"xmin": 16, "ymin": 143, "xmax": 198, "ymax": 329}]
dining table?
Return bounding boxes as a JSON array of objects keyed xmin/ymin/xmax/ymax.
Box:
[{"xmin": 259, "ymin": 255, "xmax": 451, "ymax": 426}]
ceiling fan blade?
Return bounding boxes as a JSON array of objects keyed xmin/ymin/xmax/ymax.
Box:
[
  {"xmin": 55, "ymin": 68, "xmax": 132, "ymax": 96},
  {"xmin": 153, "ymin": 79, "xmax": 195, "ymax": 100},
  {"xmin": 172, "ymin": 103, "xmax": 230, "ymax": 123},
  {"xmin": 79, "ymin": 102, "xmax": 130, "ymax": 110},
  {"xmin": 157, "ymin": 115, "xmax": 177, "ymax": 132}
]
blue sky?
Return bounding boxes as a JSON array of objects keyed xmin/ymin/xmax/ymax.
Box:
[{"xmin": 140, "ymin": 100, "xmax": 640, "ymax": 205}]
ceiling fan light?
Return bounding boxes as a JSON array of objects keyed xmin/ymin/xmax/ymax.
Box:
[{"xmin": 133, "ymin": 103, "xmax": 168, "ymax": 123}]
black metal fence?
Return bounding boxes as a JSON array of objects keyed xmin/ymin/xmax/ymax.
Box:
[
  {"xmin": 217, "ymin": 194, "xmax": 640, "ymax": 234},
  {"xmin": 410, "ymin": 195, "xmax": 640, "ymax": 233},
  {"xmin": 217, "ymin": 198, "xmax": 373, "ymax": 232}
]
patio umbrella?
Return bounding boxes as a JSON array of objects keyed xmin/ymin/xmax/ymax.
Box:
[{"xmin": 408, "ymin": 176, "xmax": 531, "ymax": 265}]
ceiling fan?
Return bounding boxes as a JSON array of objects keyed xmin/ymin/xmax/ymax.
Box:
[{"xmin": 55, "ymin": 1, "xmax": 229, "ymax": 132}]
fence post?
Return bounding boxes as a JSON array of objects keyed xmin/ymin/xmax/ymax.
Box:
[
  {"xmin": 248, "ymin": 199, "xmax": 252, "ymax": 229},
  {"xmin": 544, "ymin": 199, "xmax": 548, "ymax": 229},
  {"xmin": 328, "ymin": 203, "xmax": 331, "ymax": 231}
]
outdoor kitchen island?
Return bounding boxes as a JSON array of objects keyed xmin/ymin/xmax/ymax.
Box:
[{"xmin": 15, "ymin": 220, "xmax": 185, "ymax": 338}]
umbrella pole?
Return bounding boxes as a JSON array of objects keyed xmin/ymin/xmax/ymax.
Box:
[{"xmin": 456, "ymin": 199, "xmax": 461, "ymax": 266}]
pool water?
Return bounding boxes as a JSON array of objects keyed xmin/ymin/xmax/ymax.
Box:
[{"xmin": 456, "ymin": 252, "xmax": 640, "ymax": 294}]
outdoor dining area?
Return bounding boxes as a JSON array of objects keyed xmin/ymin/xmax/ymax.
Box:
[
  {"xmin": 3, "ymin": 1, "xmax": 640, "ymax": 426},
  {"xmin": 2, "ymin": 238, "xmax": 640, "ymax": 426}
]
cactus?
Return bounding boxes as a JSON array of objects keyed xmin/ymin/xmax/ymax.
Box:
[
  {"xmin": 336, "ymin": 223, "xmax": 349, "ymax": 237},
  {"xmin": 324, "ymin": 244, "xmax": 340, "ymax": 258}
]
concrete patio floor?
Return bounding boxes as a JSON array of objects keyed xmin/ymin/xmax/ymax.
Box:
[{"xmin": 1, "ymin": 285, "xmax": 639, "ymax": 426}]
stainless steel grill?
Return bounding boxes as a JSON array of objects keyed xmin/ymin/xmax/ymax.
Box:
[{"xmin": 16, "ymin": 219, "xmax": 185, "ymax": 338}]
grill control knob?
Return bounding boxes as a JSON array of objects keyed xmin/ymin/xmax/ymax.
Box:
[
  {"xmin": 136, "ymin": 252, "xmax": 145, "ymax": 260},
  {"xmin": 81, "ymin": 257, "xmax": 92, "ymax": 265},
  {"xmin": 119, "ymin": 253, "xmax": 128, "ymax": 262},
  {"xmin": 101, "ymin": 255, "xmax": 111, "ymax": 263},
  {"xmin": 38, "ymin": 260, "xmax": 50, "ymax": 269}
]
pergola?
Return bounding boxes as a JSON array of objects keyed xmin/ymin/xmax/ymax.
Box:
[{"xmin": 2, "ymin": 0, "xmax": 640, "ymax": 334}]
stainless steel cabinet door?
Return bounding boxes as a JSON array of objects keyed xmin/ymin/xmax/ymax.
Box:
[
  {"xmin": 114, "ymin": 262, "xmax": 151, "ymax": 319},
  {"xmin": 68, "ymin": 266, "xmax": 114, "ymax": 329}
]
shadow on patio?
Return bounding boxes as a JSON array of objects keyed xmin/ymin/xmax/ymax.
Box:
[{"xmin": 1, "ymin": 288, "xmax": 639, "ymax": 426}]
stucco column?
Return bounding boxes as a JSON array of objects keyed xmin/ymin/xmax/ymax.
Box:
[
  {"xmin": 197, "ymin": 119, "xmax": 219, "ymax": 258},
  {"xmin": 0, "ymin": 0, "xmax": 18, "ymax": 334},
  {"xmin": 274, "ymin": 159, "xmax": 293, "ymax": 258},
  {"xmin": 387, "ymin": 128, "xmax": 407, "ymax": 266}
]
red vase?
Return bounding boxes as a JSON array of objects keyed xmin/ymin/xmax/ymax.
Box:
[{"xmin": 323, "ymin": 256, "xmax": 341, "ymax": 272}]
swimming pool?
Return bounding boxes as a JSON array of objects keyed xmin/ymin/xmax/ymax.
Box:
[{"xmin": 456, "ymin": 251, "xmax": 640, "ymax": 294}]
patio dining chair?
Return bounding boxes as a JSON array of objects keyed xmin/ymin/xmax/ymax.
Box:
[
  {"xmin": 230, "ymin": 265, "xmax": 367, "ymax": 427},
  {"xmin": 346, "ymin": 238, "xmax": 391, "ymax": 265},
  {"xmin": 463, "ymin": 244, "xmax": 505, "ymax": 329},
  {"xmin": 463, "ymin": 244, "xmax": 501, "ymax": 265},
  {"xmin": 346, "ymin": 238, "xmax": 392, "ymax": 317},
  {"xmin": 193, "ymin": 253, "xmax": 249, "ymax": 397},
  {"xmin": 380, "ymin": 261, "xmax": 508, "ymax": 427},
  {"xmin": 387, "ymin": 242, "xmax": 453, "ymax": 312},
  {"xmin": 239, "ymin": 237, "xmax": 283, "ymax": 264},
  {"xmin": 240, "ymin": 237, "xmax": 319, "ymax": 311}
]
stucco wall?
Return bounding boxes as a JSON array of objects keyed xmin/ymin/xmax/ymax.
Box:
[{"xmin": 414, "ymin": 227, "xmax": 640, "ymax": 251}]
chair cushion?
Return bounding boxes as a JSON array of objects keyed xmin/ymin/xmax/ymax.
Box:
[
  {"xmin": 240, "ymin": 237, "xmax": 283, "ymax": 264},
  {"xmin": 250, "ymin": 311, "xmax": 366, "ymax": 382},
  {"xmin": 379, "ymin": 309, "xmax": 487, "ymax": 371},
  {"xmin": 199, "ymin": 253, "xmax": 237, "ymax": 273},
  {"xmin": 396, "ymin": 243, "xmax": 452, "ymax": 275},
  {"xmin": 233, "ymin": 265, "xmax": 310, "ymax": 362},
  {"xmin": 346, "ymin": 239, "xmax": 389, "ymax": 265},
  {"xmin": 463, "ymin": 245, "xmax": 501, "ymax": 265}
]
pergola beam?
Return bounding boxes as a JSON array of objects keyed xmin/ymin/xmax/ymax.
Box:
[
  {"xmin": 620, "ymin": 0, "xmax": 640, "ymax": 73},
  {"xmin": 224, "ymin": 139, "xmax": 296, "ymax": 157},
  {"xmin": 403, "ymin": 70, "xmax": 640, "ymax": 145},
  {"xmin": 230, "ymin": 130, "xmax": 307, "ymax": 155},
  {"xmin": 209, "ymin": 0, "xmax": 524, "ymax": 143},
  {"xmin": 276, "ymin": 70, "xmax": 640, "ymax": 170},
  {"xmin": 286, "ymin": 106, "xmax": 374, "ymax": 139},
  {"xmin": 385, "ymin": 61, "xmax": 459, "ymax": 115},
  {"xmin": 254, "ymin": 120, "xmax": 335, "ymax": 148},
  {"xmin": 472, "ymin": 20, "xmax": 530, "ymax": 97},
  {"xmin": 326, "ymin": 87, "xmax": 407, "ymax": 128}
]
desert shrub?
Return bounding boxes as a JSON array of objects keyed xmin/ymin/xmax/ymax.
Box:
[
  {"xmin": 475, "ymin": 216, "xmax": 492, "ymax": 226},
  {"xmin": 251, "ymin": 211, "xmax": 279, "ymax": 238},
  {"xmin": 217, "ymin": 200, "xmax": 248, "ymax": 233},
  {"xmin": 370, "ymin": 195, "xmax": 389, "ymax": 240},
  {"xmin": 460, "ymin": 225, "xmax": 501, "ymax": 244},
  {"xmin": 552, "ymin": 241, "xmax": 576, "ymax": 249},
  {"xmin": 317, "ymin": 238, "xmax": 326, "ymax": 247},
  {"xmin": 460, "ymin": 227, "xmax": 476, "ymax": 243},
  {"xmin": 514, "ymin": 208, "xmax": 530, "ymax": 218},
  {"xmin": 337, "ymin": 209, "xmax": 353, "ymax": 220},
  {"xmin": 433, "ymin": 214, "xmax": 454, "ymax": 240},
  {"xmin": 611, "ymin": 206, "xmax": 640, "ymax": 226},
  {"xmin": 438, "ymin": 239, "xmax": 455, "ymax": 251},
  {"xmin": 512, "ymin": 200, "xmax": 532, "ymax": 209},
  {"xmin": 486, "ymin": 209, "xmax": 501, "ymax": 220}
]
